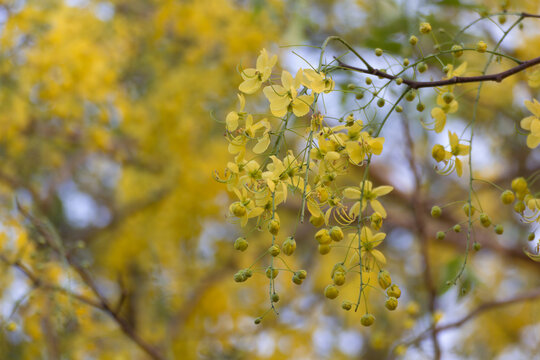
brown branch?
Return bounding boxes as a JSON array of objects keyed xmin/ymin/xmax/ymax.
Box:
[{"xmin": 335, "ymin": 55, "xmax": 540, "ymax": 89}]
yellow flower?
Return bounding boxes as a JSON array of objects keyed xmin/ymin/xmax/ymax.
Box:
[
  {"xmin": 227, "ymin": 115, "xmax": 271, "ymax": 155},
  {"xmin": 348, "ymin": 227, "xmax": 387, "ymax": 267},
  {"xmin": 230, "ymin": 187, "xmax": 264, "ymax": 227},
  {"xmin": 225, "ymin": 93, "xmax": 246, "ymax": 132},
  {"xmin": 344, "ymin": 180, "xmax": 393, "ymax": 218},
  {"xmin": 263, "ymin": 69, "xmax": 314, "ymax": 117},
  {"xmin": 432, "ymin": 131, "xmax": 469, "ymax": 177},
  {"xmin": 239, "ymin": 48, "xmax": 277, "ymax": 94},
  {"xmin": 344, "ymin": 122, "xmax": 385, "ymax": 164},
  {"xmin": 520, "ymin": 99, "xmax": 540, "ymax": 148},
  {"xmin": 262, "ymin": 151, "xmax": 305, "ymax": 201},
  {"xmin": 302, "ymin": 69, "xmax": 334, "ymax": 93}
]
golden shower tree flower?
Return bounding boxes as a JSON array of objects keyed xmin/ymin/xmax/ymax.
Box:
[
  {"xmin": 520, "ymin": 99, "xmax": 540, "ymax": 149},
  {"xmin": 239, "ymin": 48, "xmax": 277, "ymax": 94},
  {"xmin": 344, "ymin": 180, "xmax": 393, "ymax": 218},
  {"xmin": 263, "ymin": 69, "xmax": 314, "ymax": 117}
]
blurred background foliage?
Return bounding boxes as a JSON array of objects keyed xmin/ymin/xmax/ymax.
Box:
[{"xmin": 0, "ymin": 0, "xmax": 538, "ymax": 359}]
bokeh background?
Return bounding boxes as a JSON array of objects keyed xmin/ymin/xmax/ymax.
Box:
[{"xmin": 0, "ymin": 0, "xmax": 539, "ymax": 359}]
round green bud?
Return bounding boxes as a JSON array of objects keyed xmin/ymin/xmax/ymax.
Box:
[
  {"xmin": 409, "ymin": 35, "xmax": 418, "ymax": 45},
  {"xmin": 501, "ymin": 190, "xmax": 515, "ymax": 205},
  {"xmin": 419, "ymin": 22, "xmax": 432, "ymax": 34},
  {"xmin": 310, "ymin": 214, "xmax": 325, "ymax": 227},
  {"xmin": 347, "ymin": 83, "xmax": 356, "ymax": 90},
  {"xmin": 341, "ymin": 301, "xmax": 352, "ymax": 311},
  {"xmin": 416, "ymin": 103, "xmax": 425, "ymax": 112},
  {"xmin": 281, "ymin": 236, "xmax": 296, "ymax": 256},
  {"xmin": 436, "ymin": 231, "xmax": 446, "ymax": 240},
  {"xmin": 405, "ymin": 91, "xmax": 416, "ymax": 102},
  {"xmin": 355, "ymin": 92, "xmax": 364, "ymax": 100},
  {"xmin": 333, "ymin": 272, "xmax": 346, "ymax": 286},
  {"xmin": 365, "ymin": 77, "xmax": 372, "ymax": 85},
  {"xmin": 229, "ymin": 202, "xmax": 246, "ymax": 217},
  {"xmin": 375, "ymin": 48, "xmax": 383, "ymax": 56},
  {"xmin": 511, "ymin": 177, "xmax": 528, "ymax": 193},
  {"xmin": 268, "ymin": 219, "xmax": 280, "ymax": 235},
  {"xmin": 498, "ymin": 15, "xmax": 506, "ymax": 24},
  {"xmin": 463, "ymin": 203, "xmax": 475, "ymax": 217},
  {"xmin": 330, "ymin": 226, "xmax": 344, "ymax": 242},
  {"xmin": 479, "ymin": 213, "xmax": 491, "ymax": 228},
  {"xmin": 268, "ymin": 245, "xmax": 280, "ymax": 257},
  {"xmin": 417, "ymin": 62, "xmax": 428, "ymax": 73},
  {"xmin": 473, "ymin": 242, "xmax": 482, "ymax": 251},
  {"xmin": 377, "ymin": 98, "xmax": 385, "ymax": 107},
  {"xmin": 234, "ymin": 271, "xmax": 247, "ymax": 283},
  {"xmin": 385, "ymin": 297, "xmax": 398, "ymax": 311},
  {"xmin": 387, "ymin": 284, "xmax": 401, "ymax": 299},
  {"xmin": 403, "ymin": 58, "xmax": 410, "ymax": 66},
  {"xmin": 494, "ymin": 224, "xmax": 504, "ymax": 235},
  {"xmin": 318, "ymin": 244, "xmax": 331, "ymax": 255},
  {"xmin": 453, "ymin": 224, "xmax": 462, "ymax": 233},
  {"xmin": 254, "ymin": 318, "xmax": 262, "ymax": 325},
  {"xmin": 476, "ymin": 41, "xmax": 487, "ymax": 53},
  {"xmin": 361, "ymin": 314, "xmax": 375, "ymax": 327},
  {"xmin": 324, "ymin": 285, "xmax": 339, "ymax": 299},
  {"xmin": 396, "ymin": 77, "xmax": 403, "ymax": 85},
  {"xmin": 396, "ymin": 105, "xmax": 403, "ymax": 113},
  {"xmin": 265, "ymin": 267, "xmax": 278, "ymax": 279},
  {"xmin": 378, "ymin": 270, "xmax": 392, "ymax": 290},
  {"xmin": 244, "ymin": 269, "xmax": 253, "ymax": 278},
  {"xmin": 514, "ymin": 201, "xmax": 526, "ymax": 213},
  {"xmin": 442, "ymin": 65, "xmax": 450, "ymax": 74},
  {"xmin": 234, "ymin": 237, "xmax": 248, "ymax": 251},
  {"xmin": 6, "ymin": 322, "xmax": 16, "ymax": 332},
  {"xmin": 431, "ymin": 206, "xmax": 442, "ymax": 218},
  {"xmin": 315, "ymin": 229, "xmax": 332, "ymax": 245},
  {"xmin": 451, "ymin": 45, "xmax": 463, "ymax": 57},
  {"xmin": 271, "ymin": 293, "xmax": 280, "ymax": 303},
  {"xmin": 292, "ymin": 275, "xmax": 303, "ymax": 285},
  {"xmin": 442, "ymin": 92, "xmax": 454, "ymax": 105},
  {"xmin": 297, "ymin": 270, "xmax": 307, "ymax": 279},
  {"xmin": 528, "ymin": 232, "xmax": 535, "ymax": 241}
]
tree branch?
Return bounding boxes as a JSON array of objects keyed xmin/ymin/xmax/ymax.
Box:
[{"xmin": 335, "ymin": 55, "xmax": 540, "ymax": 89}]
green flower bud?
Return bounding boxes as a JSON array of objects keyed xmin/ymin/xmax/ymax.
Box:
[
  {"xmin": 476, "ymin": 41, "xmax": 487, "ymax": 53},
  {"xmin": 396, "ymin": 105, "xmax": 403, "ymax": 113},
  {"xmin": 385, "ymin": 297, "xmax": 398, "ymax": 311},
  {"xmin": 355, "ymin": 92, "xmax": 365, "ymax": 100},
  {"xmin": 479, "ymin": 213, "xmax": 491, "ymax": 227},
  {"xmin": 387, "ymin": 284, "xmax": 402, "ymax": 298},
  {"xmin": 431, "ymin": 206, "xmax": 442, "ymax": 218},
  {"xmin": 347, "ymin": 83, "xmax": 356, "ymax": 90},
  {"xmin": 409, "ymin": 35, "xmax": 418, "ymax": 45},
  {"xmin": 268, "ymin": 245, "xmax": 280, "ymax": 257},
  {"xmin": 281, "ymin": 236, "xmax": 296, "ymax": 256},
  {"xmin": 341, "ymin": 301, "xmax": 352, "ymax": 311},
  {"xmin": 365, "ymin": 77, "xmax": 372, "ymax": 85},
  {"xmin": 377, "ymin": 98, "xmax": 385, "ymax": 107},
  {"xmin": 268, "ymin": 219, "xmax": 280, "ymax": 235},
  {"xmin": 511, "ymin": 177, "xmax": 527, "ymax": 193},
  {"xmin": 318, "ymin": 244, "xmax": 331, "ymax": 255},
  {"xmin": 254, "ymin": 318, "xmax": 262, "ymax": 325},
  {"xmin": 442, "ymin": 92, "xmax": 454, "ymax": 104},
  {"xmin": 265, "ymin": 267, "xmax": 278, "ymax": 279},
  {"xmin": 514, "ymin": 201, "xmax": 526, "ymax": 213},
  {"xmin": 436, "ymin": 231, "xmax": 446, "ymax": 240},
  {"xmin": 453, "ymin": 224, "xmax": 462, "ymax": 233},
  {"xmin": 361, "ymin": 314, "xmax": 375, "ymax": 326},
  {"xmin": 418, "ymin": 62, "xmax": 428, "ymax": 73},
  {"xmin": 375, "ymin": 48, "xmax": 383, "ymax": 56},
  {"xmin": 500, "ymin": 190, "xmax": 515, "ymax": 205},
  {"xmin": 292, "ymin": 275, "xmax": 303, "ymax": 285},
  {"xmin": 405, "ymin": 91, "xmax": 416, "ymax": 102},
  {"xmin": 329, "ymin": 226, "xmax": 344, "ymax": 242},
  {"xmin": 494, "ymin": 224, "xmax": 504, "ymax": 235},
  {"xmin": 396, "ymin": 77, "xmax": 403, "ymax": 85},
  {"xmin": 419, "ymin": 22, "xmax": 432, "ymax": 34},
  {"xmin": 324, "ymin": 285, "xmax": 339, "ymax": 299},
  {"xmin": 234, "ymin": 237, "xmax": 248, "ymax": 251},
  {"xmin": 463, "ymin": 203, "xmax": 475, "ymax": 217},
  {"xmin": 229, "ymin": 202, "xmax": 246, "ymax": 217},
  {"xmin": 315, "ymin": 229, "xmax": 332, "ymax": 245},
  {"xmin": 528, "ymin": 232, "xmax": 535, "ymax": 241},
  {"xmin": 297, "ymin": 270, "xmax": 307, "ymax": 280},
  {"xmin": 333, "ymin": 272, "xmax": 346, "ymax": 286},
  {"xmin": 403, "ymin": 58, "xmax": 410, "ymax": 66},
  {"xmin": 451, "ymin": 45, "xmax": 463, "ymax": 57},
  {"xmin": 271, "ymin": 293, "xmax": 280, "ymax": 303},
  {"xmin": 498, "ymin": 15, "xmax": 506, "ymax": 24},
  {"xmin": 310, "ymin": 214, "xmax": 325, "ymax": 227},
  {"xmin": 473, "ymin": 242, "xmax": 481, "ymax": 251},
  {"xmin": 378, "ymin": 270, "xmax": 392, "ymax": 289},
  {"xmin": 416, "ymin": 103, "xmax": 425, "ymax": 112}
]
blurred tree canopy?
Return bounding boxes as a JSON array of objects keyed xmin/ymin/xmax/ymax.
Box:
[{"xmin": 0, "ymin": 0, "xmax": 539, "ymax": 359}]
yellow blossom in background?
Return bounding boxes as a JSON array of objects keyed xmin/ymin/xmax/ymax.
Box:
[{"xmin": 520, "ymin": 99, "xmax": 540, "ymax": 148}]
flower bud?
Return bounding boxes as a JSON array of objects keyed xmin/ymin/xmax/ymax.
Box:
[
  {"xmin": 431, "ymin": 206, "xmax": 442, "ymax": 218},
  {"xmin": 324, "ymin": 285, "xmax": 339, "ymax": 299},
  {"xmin": 494, "ymin": 224, "xmax": 504, "ymax": 235},
  {"xmin": 476, "ymin": 41, "xmax": 487, "ymax": 53},
  {"xmin": 436, "ymin": 231, "xmax": 446, "ymax": 240},
  {"xmin": 365, "ymin": 77, "xmax": 372, "ymax": 85},
  {"xmin": 297, "ymin": 270, "xmax": 307, "ymax": 279},
  {"xmin": 479, "ymin": 213, "xmax": 491, "ymax": 227},
  {"xmin": 229, "ymin": 202, "xmax": 246, "ymax": 217},
  {"xmin": 473, "ymin": 242, "xmax": 481, "ymax": 251},
  {"xmin": 315, "ymin": 229, "xmax": 332, "ymax": 245},
  {"xmin": 281, "ymin": 236, "xmax": 296, "ymax": 256},
  {"xmin": 310, "ymin": 214, "xmax": 325, "ymax": 227},
  {"xmin": 265, "ymin": 267, "xmax": 278, "ymax": 279},
  {"xmin": 377, "ymin": 98, "xmax": 385, "ymax": 107},
  {"xmin": 451, "ymin": 45, "xmax": 463, "ymax": 57},
  {"xmin": 463, "ymin": 203, "xmax": 475, "ymax": 217},
  {"xmin": 375, "ymin": 48, "xmax": 383, "ymax": 56},
  {"xmin": 409, "ymin": 35, "xmax": 418, "ymax": 45},
  {"xmin": 453, "ymin": 224, "xmax": 461, "ymax": 233},
  {"xmin": 234, "ymin": 237, "xmax": 249, "ymax": 251},
  {"xmin": 254, "ymin": 318, "xmax": 262, "ymax": 325},
  {"xmin": 268, "ymin": 219, "xmax": 280, "ymax": 235},
  {"xmin": 442, "ymin": 92, "xmax": 454, "ymax": 104},
  {"xmin": 271, "ymin": 293, "xmax": 280, "ymax": 303},
  {"xmin": 318, "ymin": 244, "xmax": 331, "ymax": 255},
  {"xmin": 268, "ymin": 245, "xmax": 280, "ymax": 257},
  {"xmin": 378, "ymin": 270, "xmax": 392, "ymax": 289},
  {"xmin": 387, "ymin": 284, "xmax": 401, "ymax": 298},
  {"xmin": 403, "ymin": 58, "xmax": 410, "ymax": 66},
  {"xmin": 330, "ymin": 226, "xmax": 344, "ymax": 242},
  {"xmin": 292, "ymin": 275, "xmax": 303, "ymax": 285},
  {"xmin": 511, "ymin": 177, "xmax": 527, "ymax": 193},
  {"xmin": 396, "ymin": 77, "xmax": 403, "ymax": 85},
  {"xmin": 385, "ymin": 297, "xmax": 398, "ymax": 311},
  {"xmin": 361, "ymin": 314, "xmax": 375, "ymax": 326},
  {"xmin": 341, "ymin": 301, "xmax": 352, "ymax": 311},
  {"xmin": 371, "ymin": 212, "xmax": 383, "ymax": 230},
  {"xmin": 6, "ymin": 322, "xmax": 16, "ymax": 332},
  {"xmin": 396, "ymin": 105, "xmax": 403, "ymax": 113},
  {"xmin": 528, "ymin": 232, "xmax": 535, "ymax": 241},
  {"xmin": 418, "ymin": 62, "xmax": 428, "ymax": 73},
  {"xmin": 419, "ymin": 22, "xmax": 432, "ymax": 34},
  {"xmin": 500, "ymin": 190, "xmax": 515, "ymax": 204},
  {"xmin": 406, "ymin": 91, "xmax": 416, "ymax": 102},
  {"xmin": 416, "ymin": 103, "xmax": 425, "ymax": 112}
]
